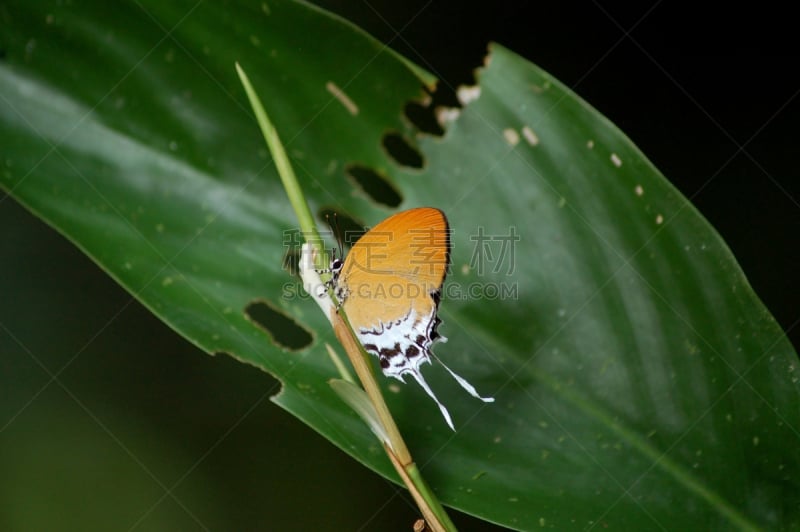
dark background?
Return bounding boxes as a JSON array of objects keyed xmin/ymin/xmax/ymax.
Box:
[{"xmin": 1, "ymin": 1, "xmax": 797, "ymax": 530}]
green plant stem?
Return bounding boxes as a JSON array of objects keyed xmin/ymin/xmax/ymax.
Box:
[
  {"xmin": 237, "ymin": 62, "xmax": 457, "ymax": 531},
  {"xmin": 332, "ymin": 312, "xmax": 411, "ymax": 464},
  {"xmin": 334, "ymin": 312, "xmax": 455, "ymax": 532},
  {"xmin": 235, "ymin": 62, "xmax": 325, "ymax": 268},
  {"xmin": 406, "ymin": 462, "xmax": 457, "ymax": 532},
  {"xmin": 387, "ymin": 446, "xmax": 459, "ymax": 532}
]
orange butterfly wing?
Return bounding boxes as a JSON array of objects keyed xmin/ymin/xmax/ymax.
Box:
[{"xmin": 339, "ymin": 207, "xmax": 449, "ymax": 332}]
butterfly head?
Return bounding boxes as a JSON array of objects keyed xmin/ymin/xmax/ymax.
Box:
[
  {"xmin": 330, "ymin": 257, "xmax": 343, "ymax": 273},
  {"xmin": 329, "ymin": 251, "xmax": 344, "ymax": 280}
]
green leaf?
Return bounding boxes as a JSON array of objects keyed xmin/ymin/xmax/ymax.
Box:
[{"xmin": 2, "ymin": 1, "xmax": 798, "ymax": 530}]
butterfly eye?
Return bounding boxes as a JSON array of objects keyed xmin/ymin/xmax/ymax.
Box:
[{"xmin": 330, "ymin": 258, "xmax": 343, "ymax": 272}]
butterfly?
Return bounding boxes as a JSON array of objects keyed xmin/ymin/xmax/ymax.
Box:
[{"xmin": 326, "ymin": 207, "xmax": 493, "ymax": 430}]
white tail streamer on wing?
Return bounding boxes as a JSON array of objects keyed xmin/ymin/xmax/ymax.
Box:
[
  {"xmin": 407, "ymin": 369, "xmax": 455, "ymax": 431},
  {"xmin": 433, "ymin": 355, "xmax": 495, "ymax": 403},
  {"xmin": 402, "ymin": 357, "xmax": 494, "ymax": 431}
]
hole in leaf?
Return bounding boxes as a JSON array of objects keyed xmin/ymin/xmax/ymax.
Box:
[
  {"xmin": 318, "ymin": 207, "xmax": 365, "ymax": 248},
  {"xmin": 405, "ymin": 101, "xmax": 444, "ymax": 136},
  {"xmin": 245, "ymin": 300, "xmax": 313, "ymax": 351},
  {"xmin": 213, "ymin": 351, "xmax": 284, "ymax": 397},
  {"xmin": 382, "ymin": 133, "xmax": 424, "ymax": 169},
  {"xmin": 431, "ymin": 79, "xmax": 463, "ymax": 109},
  {"xmin": 344, "ymin": 164, "xmax": 402, "ymax": 208}
]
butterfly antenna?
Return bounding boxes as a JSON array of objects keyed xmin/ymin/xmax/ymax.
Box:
[
  {"xmin": 324, "ymin": 211, "xmax": 344, "ymax": 261},
  {"xmin": 333, "ymin": 212, "xmax": 344, "ymax": 261}
]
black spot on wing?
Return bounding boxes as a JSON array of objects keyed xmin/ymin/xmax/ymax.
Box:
[
  {"xmin": 378, "ymin": 343, "xmax": 403, "ymax": 369},
  {"xmin": 405, "ymin": 344, "xmax": 420, "ymax": 358},
  {"xmin": 378, "ymin": 343, "xmax": 402, "ymax": 359}
]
